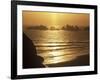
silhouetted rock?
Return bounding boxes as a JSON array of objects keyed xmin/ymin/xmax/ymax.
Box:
[
  {"xmin": 23, "ymin": 33, "xmax": 45, "ymax": 68},
  {"xmin": 27, "ymin": 25, "xmax": 48, "ymax": 30}
]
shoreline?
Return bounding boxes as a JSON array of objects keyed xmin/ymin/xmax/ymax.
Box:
[{"xmin": 46, "ymin": 54, "xmax": 89, "ymax": 67}]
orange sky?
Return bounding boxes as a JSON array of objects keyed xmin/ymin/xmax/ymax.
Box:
[{"xmin": 22, "ymin": 11, "xmax": 89, "ymax": 29}]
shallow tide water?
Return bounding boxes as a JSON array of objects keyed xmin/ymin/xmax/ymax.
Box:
[{"xmin": 25, "ymin": 30, "xmax": 89, "ymax": 67}]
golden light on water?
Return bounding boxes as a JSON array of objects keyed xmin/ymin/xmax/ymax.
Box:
[
  {"xmin": 35, "ymin": 30, "xmax": 78, "ymax": 65},
  {"xmin": 34, "ymin": 30, "xmax": 89, "ymax": 65}
]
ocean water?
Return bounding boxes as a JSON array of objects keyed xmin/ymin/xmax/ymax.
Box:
[{"xmin": 25, "ymin": 30, "xmax": 89, "ymax": 66}]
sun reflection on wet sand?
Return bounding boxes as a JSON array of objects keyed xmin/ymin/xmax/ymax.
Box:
[{"xmin": 43, "ymin": 51, "xmax": 77, "ymax": 64}]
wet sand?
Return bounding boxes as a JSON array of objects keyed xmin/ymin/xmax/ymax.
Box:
[{"xmin": 46, "ymin": 54, "xmax": 89, "ymax": 67}]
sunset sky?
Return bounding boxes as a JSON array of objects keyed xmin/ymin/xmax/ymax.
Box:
[{"xmin": 22, "ymin": 11, "xmax": 89, "ymax": 29}]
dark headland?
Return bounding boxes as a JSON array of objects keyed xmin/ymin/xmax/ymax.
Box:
[{"xmin": 23, "ymin": 33, "xmax": 45, "ymax": 68}]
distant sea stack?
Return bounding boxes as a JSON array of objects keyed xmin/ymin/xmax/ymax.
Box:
[
  {"xmin": 27, "ymin": 25, "xmax": 48, "ymax": 30},
  {"xmin": 26, "ymin": 25, "xmax": 89, "ymax": 31}
]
